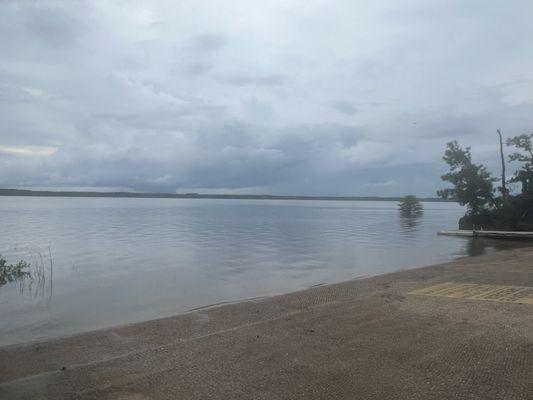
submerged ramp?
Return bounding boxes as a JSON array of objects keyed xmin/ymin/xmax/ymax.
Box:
[{"xmin": 438, "ymin": 230, "xmax": 533, "ymax": 239}]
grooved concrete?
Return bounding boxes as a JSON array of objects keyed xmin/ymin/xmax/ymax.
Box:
[
  {"xmin": 410, "ymin": 282, "xmax": 533, "ymax": 304},
  {"xmin": 1, "ymin": 248, "xmax": 533, "ymax": 399}
]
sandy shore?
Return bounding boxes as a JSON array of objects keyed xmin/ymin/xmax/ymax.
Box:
[{"xmin": 1, "ymin": 247, "xmax": 533, "ymax": 399}]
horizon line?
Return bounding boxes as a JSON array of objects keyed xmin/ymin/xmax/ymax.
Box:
[{"xmin": 0, "ymin": 188, "xmax": 452, "ymax": 202}]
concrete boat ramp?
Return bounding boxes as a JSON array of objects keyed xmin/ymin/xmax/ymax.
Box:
[
  {"xmin": 1, "ymin": 248, "xmax": 533, "ymax": 399},
  {"xmin": 438, "ymin": 229, "xmax": 533, "ymax": 239}
]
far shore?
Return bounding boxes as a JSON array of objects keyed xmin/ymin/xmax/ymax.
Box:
[
  {"xmin": 1, "ymin": 246, "xmax": 532, "ymax": 399},
  {"xmin": 0, "ymin": 188, "xmax": 453, "ymax": 202}
]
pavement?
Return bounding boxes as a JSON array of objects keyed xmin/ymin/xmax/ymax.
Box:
[{"xmin": 1, "ymin": 247, "xmax": 533, "ymax": 399}]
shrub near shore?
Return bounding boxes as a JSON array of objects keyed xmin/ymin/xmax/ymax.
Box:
[
  {"xmin": 0, "ymin": 256, "xmax": 30, "ymax": 287},
  {"xmin": 438, "ymin": 132, "xmax": 533, "ymax": 230}
]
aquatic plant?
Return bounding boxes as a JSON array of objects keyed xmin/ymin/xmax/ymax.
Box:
[{"xmin": 0, "ymin": 255, "xmax": 31, "ymax": 287}]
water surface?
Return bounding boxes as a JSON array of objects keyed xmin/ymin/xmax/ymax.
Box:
[{"xmin": 0, "ymin": 197, "xmax": 521, "ymax": 346}]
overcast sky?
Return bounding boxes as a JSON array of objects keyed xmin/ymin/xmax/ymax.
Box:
[{"xmin": 1, "ymin": 0, "xmax": 533, "ymax": 196}]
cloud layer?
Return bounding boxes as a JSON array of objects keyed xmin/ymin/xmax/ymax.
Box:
[{"xmin": 1, "ymin": 0, "xmax": 533, "ymax": 196}]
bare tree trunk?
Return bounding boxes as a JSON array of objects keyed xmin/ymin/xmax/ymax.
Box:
[{"xmin": 497, "ymin": 129, "xmax": 508, "ymax": 206}]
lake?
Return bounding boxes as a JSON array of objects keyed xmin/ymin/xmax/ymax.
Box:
[{"xmin": 0, "ymin": 197, "xmax": 520, "ymax": 346}]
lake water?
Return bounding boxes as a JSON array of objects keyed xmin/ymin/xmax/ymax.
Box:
[{"xmin": 0, "ymin": 197, "xmax": 521, "ymax": 346}]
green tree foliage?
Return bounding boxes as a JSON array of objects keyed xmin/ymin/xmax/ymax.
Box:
[
  {"xmin": 398, "ymin": 195, "xmax": 423, "ymax": 216},
  {"xmin": 437, "ymin": 141, "xmax": 495, "ymax": 215},
  {"xmin": 506, "ymin": 133, "xmax": 533, "ymax": 195},
  {"xmin": 0, "ymin": 255, "xmax": 30, "ymax": 287}
]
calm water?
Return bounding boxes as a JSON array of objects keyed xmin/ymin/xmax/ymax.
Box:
[{"xmin": 0, "ymin": 197, "xmax": 521, "ymax": 346}]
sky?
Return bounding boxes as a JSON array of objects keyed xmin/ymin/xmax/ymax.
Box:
[{"xmin": 1, "ymin": 0, "xmax": 533, "ymax": 196}]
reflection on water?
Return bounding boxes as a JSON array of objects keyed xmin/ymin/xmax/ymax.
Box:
[
  {"xmin": 462, "ymin": 237, "xmax": 529, "ymax": 257},
  {"xmin": 0, "ymin": 197, "xmax": 530, "ymax": 346},
  {"xmin": 398, "ymin": 214, "xmax": 422, "ymax": 234}
]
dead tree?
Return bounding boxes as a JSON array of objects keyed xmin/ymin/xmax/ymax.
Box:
[{"xmin": 497, "ymin": 129, "xmax": 508, "ymax": 206}]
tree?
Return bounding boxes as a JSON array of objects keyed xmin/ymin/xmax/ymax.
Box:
[
  {"xmin": 506, "ymin": 133, "xmax": 533, "ymax": 195},
  {"xmin": 398, "ymin": 195, "xmax": 423, "ymax": 216},
  {"xmin": 497, "ymin": 129, "xmax": 508, "ymax": 205},
  {"xmin": 437, "ymin": 141, "xmax": 495, "ymax": 215}
]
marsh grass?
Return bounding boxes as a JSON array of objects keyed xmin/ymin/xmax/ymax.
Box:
[{"xmin": 0, "ymin": 248, "xmax": 53, "ymax": 301}]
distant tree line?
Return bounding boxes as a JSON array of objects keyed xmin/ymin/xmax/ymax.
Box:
[{"xmin": 438, "ymin": 131, "xmax": 533, "ymax": 230}]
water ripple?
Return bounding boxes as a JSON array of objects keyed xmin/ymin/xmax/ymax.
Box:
[{"xmin": 0, "ymin": 197, "xmax": 524, "ymax": 346}]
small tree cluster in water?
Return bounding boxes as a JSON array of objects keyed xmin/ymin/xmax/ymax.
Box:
[
  {"xmin": 438, "ymin": 131, "xmax": 533, "ymax": 230},
  {"xmin": 398, "ymin": 195, "xmax": 423, "ymax": 217}
]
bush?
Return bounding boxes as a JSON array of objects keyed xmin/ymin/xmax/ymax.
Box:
[
  {"xmin": 0, "ymin": 255, "xmax": 31, "ymax": 287},
  {"xmin": 398, "ymin": 195, "xmax": 423, "ymax": 216},
  {"xmin": 458, "ymin": 194, "xmax": 533, "ymax": 230}
]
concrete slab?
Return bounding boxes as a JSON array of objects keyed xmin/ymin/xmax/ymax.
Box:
[{"xmin": 438, "ymin": 230, "xmax": 533, "ymax": 239}]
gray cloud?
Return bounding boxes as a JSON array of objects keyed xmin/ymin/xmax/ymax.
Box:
[
  {"xmin": 330, "ymin": 100, "xmax": 358, "ymax": 116},
  {"xmin": 1, "ymin": 0, "xmax": 533, "ymax": 196},
  {"xmin": 191, "ymin": 33, "xmax": 227, "ymax": 53},
  {"xmin": 25, "ymin": 6, "xmax": 87, "ymax": 47},
  {"xmin": 218, "ymin": 74, "xmax": 284, "ymax": 87},
  {"xmin": 184, "ymin": 61, "xmax": 213, "ymax": 76}
]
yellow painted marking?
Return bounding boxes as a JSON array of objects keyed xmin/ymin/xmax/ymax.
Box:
[{"xmin": 409, "ymin": 282, "xmax": 533, "ymax": 304}]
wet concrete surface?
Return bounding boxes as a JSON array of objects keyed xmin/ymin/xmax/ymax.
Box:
[{"xmin": 1, "ymin": 247, "xmax": 533, "ymax": 399}]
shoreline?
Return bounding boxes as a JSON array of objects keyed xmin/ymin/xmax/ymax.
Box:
[
  {"xmin": 0, "ymin": 253, "xmax": 485, "ymax": 350},
  {"xmin": 1, "ymin": 247, "xmax": 533, "ymax": 399},
  {"xmin": 0, "ymin": 188, "xmax": 451, "ymax": 202}
]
